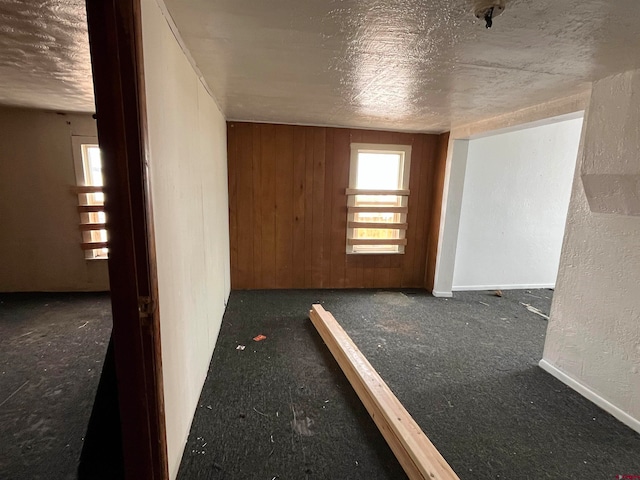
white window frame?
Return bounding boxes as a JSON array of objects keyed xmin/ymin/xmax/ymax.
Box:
[
  {"xmin": 72, "ymin": 136, "xmax": 108, "ymax": 260},
  {"xmin": 346, "ymin": 143, "xmax": 412, "ymax": 254}
]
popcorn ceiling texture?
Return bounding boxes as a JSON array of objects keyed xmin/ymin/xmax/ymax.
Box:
[
  {"xmin": 0, "ymin": 0, "xmax": 94, "ymax": 112},
  {"xmin": 164, "ymin": 0, "xmax": 640, "ymax": 131},
  {"xmin": 3, "ymin": 0, "xmax": 640, "ymax": 128}
]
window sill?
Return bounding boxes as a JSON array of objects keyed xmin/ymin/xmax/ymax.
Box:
[{"xmin": 346, "ymin": 251, "xmax": 405, "ymax": 255}]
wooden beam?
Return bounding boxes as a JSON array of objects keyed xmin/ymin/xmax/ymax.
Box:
[
  {"xmin": 348, "ymin": 206, "xmax": 408, "ymax": 214},
  {"xmin": 80, "ymin": 223, "xmax": 107, "ymax": 231},
  {"xmin": 347, "ymin": 238, "xmax": 408, "ymax": 246},
  {"xmin": 349, "ymin": 221, "xmax": 408, "ymax": 230},
  {"xmin": 346, "ymin": 188, "xmax": 410, "ymax": 196},
  {"xmin": 81, "ymin": 242, "xmax": 109, "ymax": 251},
  {"xmin": 78, "ymin": 205, "xmax": 104, "ymax": 213},
  {"xmin": 72, "ymin": 186, "xmax": 104, "ymax": 194},
  {"xmin": 309, "ymin": 305, "xmax": 459, "ymax": 480}
]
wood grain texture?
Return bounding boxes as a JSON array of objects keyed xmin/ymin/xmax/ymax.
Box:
[
  {"xmin": 425, "ymin": 132, "xmax": 450, "ymax": 291},
  {"xmin": 86, "ymin": 0, "xmax": 169, "ymax": 477},
  {"xmin": 228, "ymin": 122, "xmax": 443, "ymax": 289},
  {"xmin": 310, "ymin": 304, "xmax": 460, "ymax": 480}
]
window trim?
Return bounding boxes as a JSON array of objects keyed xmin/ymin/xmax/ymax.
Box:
[
  {"xmin": 346, "ymin": 143, "xmax": 412, "ymax": 255},
  {"xmin": 72, "ymin": 136, "xmax": 108, "ymax": 260}
]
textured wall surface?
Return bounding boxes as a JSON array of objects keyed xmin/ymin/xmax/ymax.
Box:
[
  {"xmin": 452, "ymin": 117, "xmax": 583, "ymax": 290},
  {"xmin": 0, "ymin": 106, "xmax": 109, "ymax": 292},
  {"xmin": 141, "ymin": 0, "xmax": 231, "ymax": 477},
  {"xmin": 543, "ymin": 70, "xmax": 640, "ymax": 430},
  {"xmin": 580, "ymin": 71, "xmax": 640, "ymax": 216}
]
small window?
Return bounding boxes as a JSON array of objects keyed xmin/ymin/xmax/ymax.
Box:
[
  {"xmin": 72, "ymin": 136, "xmax": 108, "ymax": 259},
  {"xmin": 346, "ymin": 144, "xmax": 411, "ymax": 254}
]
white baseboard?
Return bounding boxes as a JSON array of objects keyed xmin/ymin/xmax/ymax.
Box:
[
  {"xmin": 432, "ymin": 290, "xmax": 453, "ymax": 298},
  {"xmin": 539, "ymin": 359, "xmax": 640, "ymax": 434},
  {"xmin": 452, "ymin": 283, "xmax": 555, "ymax": 292}
]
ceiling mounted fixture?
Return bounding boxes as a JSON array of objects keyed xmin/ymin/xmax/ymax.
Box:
[{"xmin": 474, "ymin": 0, "xmax": 507, "ymax": 28}]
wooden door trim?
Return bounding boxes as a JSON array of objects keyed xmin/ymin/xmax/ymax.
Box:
[{"xmin": 85, "ymin": 1, "xmax": 168, "ymax": 478}]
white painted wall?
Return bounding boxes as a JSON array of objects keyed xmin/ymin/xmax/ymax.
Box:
[
  {"xmin": 141, "ymin": 0, "xmax": 231, "ymax": 477},
  {"xmin": 432, "ymin": 95, "xmax": 589, "ymax": 297},
  {"xmin": 451, "ymin": 118, "xmax": 583, "ymax": 291},
  {"xmin": 432, "ymin": 140, "xmax": 469, "ymax": 297},
  {"xmin": 0, "ymin": 106, "xmax": 109, "ymax": 292},
  {"xmin": 542, "ymin": 70, "xmax": 640, "ymax": 433}
]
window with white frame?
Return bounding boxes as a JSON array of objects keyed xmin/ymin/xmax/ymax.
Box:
[
  {"xmin": 72, "ymin": 136, "xmax": 108, "ymax": 259},
  {"xmin": 346, "ymin": 143, "xmax": 411, "ymax": 254}
]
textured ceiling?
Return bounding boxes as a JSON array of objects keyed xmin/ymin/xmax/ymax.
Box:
[
  {"xmin": 163, "ymin": 0, "xmax": 640, "ymax": 132},
  {"xmin": 0, "ymin": 0, "xmax": 94, "ymax": 112},
  {"xmin": 1, "ymin": 1, "xmax": 640, "ymax": 131}
]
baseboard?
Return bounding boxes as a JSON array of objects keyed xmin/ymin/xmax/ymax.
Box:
[
  {"xmin": 432, "ymin": 290, "xmax": 453, "ymax": 298},
  {"xmin": 539, "ymin": 359, "xmax": 640, "ymax": 434},
  {"xmin": 452, "ymin": 283, "xmax": 555, "ymax": 292}
]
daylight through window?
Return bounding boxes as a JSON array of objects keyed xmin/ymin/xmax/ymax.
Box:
[
  {"xmin": 346, "ymin": 144, "xmax": 411, "ymax": 254},
  {"xmin": 72, "ymin": 136, "xmax": 108, "ymax": 259}
]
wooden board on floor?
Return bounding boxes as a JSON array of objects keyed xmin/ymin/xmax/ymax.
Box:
[{"xmin": 309, "ymin": 304, "xmax": 460, "ymax": 480}]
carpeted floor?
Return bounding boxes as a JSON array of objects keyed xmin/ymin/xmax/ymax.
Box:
[
  {"xmin": 177, "ymin": 289, "xmax": 640, "ymax": 480},
  {"xmin": 0, "ymin": 292, "xmax": 112, "ymax": 480},
  {"xmin": 2, "ymin": 290, "xmax": 638, "ymax": 479}
]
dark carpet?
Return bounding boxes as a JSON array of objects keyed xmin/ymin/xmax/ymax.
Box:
[
  {"xmin": 178, "ymin": 289, "xmax": 640, "ymax": 480},
  {"xmin": 0, "ymin": 292, "xmax": 112, "ymax": 480}
]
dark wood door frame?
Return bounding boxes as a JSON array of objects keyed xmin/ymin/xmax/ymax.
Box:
[{"xmin": 85, "ymin": 1, "xmax": 168, "ymax": 478}]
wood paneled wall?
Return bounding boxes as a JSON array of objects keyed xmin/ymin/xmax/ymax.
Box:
[{"xmin": 228, "ymin": 122, "xmax": 448, "ymax": 290}]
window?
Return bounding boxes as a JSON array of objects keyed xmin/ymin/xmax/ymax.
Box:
[
  {"xmin": 72, "ymin": 136, "xmax": 108, "ymax": 259},
  {"xmin": 346, "ymin": 143, "xmax": 411, "ymax": 254}
]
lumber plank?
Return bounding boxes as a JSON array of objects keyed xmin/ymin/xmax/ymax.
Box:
[
  {"xmin": 346, "ymin": 188, "xmax": 410, "ymax": 196},
  {"xmin": 81, "ymin": 242, "xmax": 108, "ymax": 250},
  {"xmin": 71, "ymin": 185, "xmax": 104, "ymax": 194},
  {"xmin": 79, "ymin": 223, "xmax": 107, "ymax": 231},
  {"xmin": 348, "ymin": 206, "xmax": 408, "ymax": 214},
  {"xmin": 78, "ymin": 205, "xmax": 104, "ymax": 213},
  {"xmin": 348, "ymin": 221, "xmax": 408, "ymax": 230},
  {"xmin": 310, "ymin": 304, "xmax": 459, "ymax": 480},
  {"xmin": 347, "ymin": 238, "xmax": 408, "ymax": 246}
]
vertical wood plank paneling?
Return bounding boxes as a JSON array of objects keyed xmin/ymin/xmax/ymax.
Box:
[
  {"xmin": 425, "ymin": 132, "xmax": 450, "ymax": 290},
  {"xmin": 331, "ymin": 129, "xmax": 350, "ymax": 288},
  {"xmin": 227, "ymin": 124, "xmax": 239, "ymax": 288},
  {"xmin": 292, "ymin": 127, "xmax": 306, "ymax": 289},
  {"xmin": 236, "ymin": 123, "xmax": 254, "ymax": 288},
  {"xmin": 311, "ymin": 128, "xmax": 326, "ymax": 287},
  {"xmin": 303, "ymin": 128, "xmax": 315, "ymax": 288},
  {"xmin": 322, "ymin": 129, "xmax": 335, "ymax": 286},
  {"xmin": 261, "ymin": 124, "xmax": 277, "ymax": 288},
  {"xmin": 227, "ymin": 122, "xmax": 445, "ymax": 290},
  {"xmin": 275, "ymin": 125, "xmax": 295, "ymax": 288},
  {"xmin": 403, "ymin": 132, "xmax": 423, "ymax": 287},
  {"xmin": 413, "ymin": 135, "xmax": 436, "ymax": 284},
  {"xmin": 252, "ymin": 123, "xmax": 263, "ymax": 289}
]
